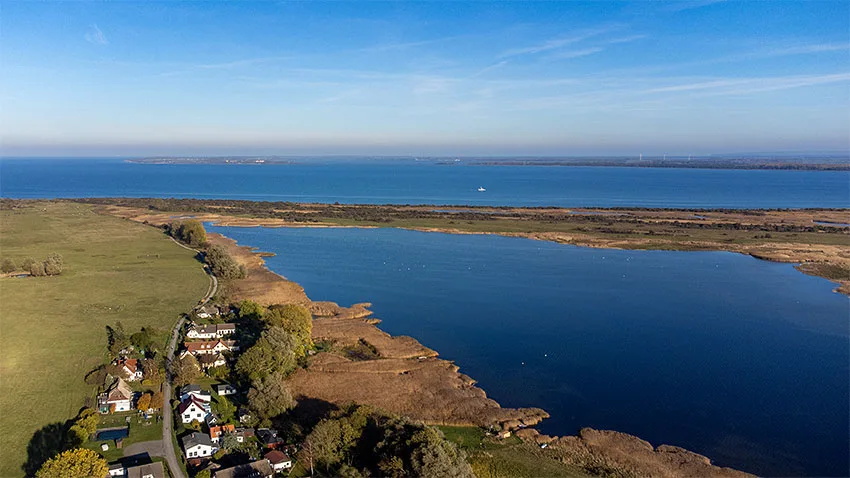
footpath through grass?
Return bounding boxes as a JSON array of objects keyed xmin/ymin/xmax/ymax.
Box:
[{"xmin": 0, "ymin": 202, "xmax": 208, "ymax": 477}]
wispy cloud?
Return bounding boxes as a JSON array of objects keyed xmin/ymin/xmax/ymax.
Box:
[
  {"xmin": 195, "ymin": 56, "xmax": 293, "ymax": 70},
  {"xmin": 359, "ymin": 37, "xmax": 458, "ymax": 53},
  {"xmin": 645, "ymin": 72, "xmax": 850, "ymax": 96},
  {"xmin": 499, "ymin": 27, "xmax": 616, "ymax": 58},
  {"xmin": 767, "ymin": 43, "xmax": 850, "ymax": 56},
  {"xmin": 603, "ymin": 34, "xmax": 647, "ymax": 45},
  {"xmin": 663, "ymin": 0, "xmax": 727, "ymax": 12},
  {"xmin": 85, "ymin": 24, "xmax": 108, "ymax": 45},
  {"xmin": 550, "ymin": 47, "xmax": 605, "ymax": 60}
]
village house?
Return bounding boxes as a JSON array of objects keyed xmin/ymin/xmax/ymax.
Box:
[
  {"xmin": 126, "ymin": 462, "xmax": 165, "ymax": 478},
  {"xmin": 197, "ymin": 353, "xmax": 227, "ymax": 370},
  {"xmin": 180, "ymin": 384, "xmax": 212, "ymax": 403},
  {"xmin": 209, "ymin": 424, "xmax": 236, "ymax": 444},
  {"xmin": 256, "ymin": 428, "xmax": 284, "ymax": 448},
  {"xmin": 237, "ymin": 407, "xmax": 252, "ymax": 424},
  {"xmin": 183, "ymin": 339, "xmax": 238, "ymax": 355},
  {"xmin": 179, "ymin": 396, "xmax": 211, "ymax": 424},
  {"xmin": 186, "ymin": 322, "xmax": 236, "ymax": 340},
  {"xmin": 234, "ymin": 427, "xmax": 255, "ymax": 443},
  {"xmin": 118, "ymin": 358, "xmax": 143, "ymax": 381},
  {"xmin": 213, "ymin": 459, "xmax": 274, "ymax": 478},
  {"xmin": 107, "ymin": 463, "xmax": 125, "ymax": 477},
  {"xmin": 182, "ymin": 432, "xmax": 218, "ymax": 459},
  {"xmin": 215, "ymin": 383, "xmax": 237, "ymax": 396},
  {"xmin": 98, "ymin": 377, "xmax": 133, "ymax": 414},
  {"xmin": 264, "ymin": 450, "xmax": 293, "ymax": 473}
]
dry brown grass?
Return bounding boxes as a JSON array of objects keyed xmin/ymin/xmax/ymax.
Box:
[
  {"xmin": 518, "ymin": 428, "xmax": 754, "ymax": 478},
  {"xmin": 287, "ymin": 314, "xmax": 548, "ymax": 429}
]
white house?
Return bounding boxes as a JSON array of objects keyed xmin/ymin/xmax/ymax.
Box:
[
  {"xmin": 187, "ymin": 323, "xmax": 236, "ymax": 340},
  {"xmin": 182, "ymin": 432, "xmax": 218, "ymax": 459},
  {"xmin": 264, "ymin": 450, "xmax": 293, "ymax": 472},
  {"xmin": 179, "ymin": 397, "xmax": 211, "ymax": 424},
  {"xmin": 108, "ymin": 463, "xmax": 125, "ymax": 477},
  {"xmin": 184, "ymin": 339, "xmax": 238, "ymax": 355},
  {"xmin": 119, "ymin": 358, "xmax": 144, "ymax": 381},
  {"xmin": 180, "ymin": 384, "xmax": 212, "ymax": 403},
  {"xmin": 215, "ymin": 383, "xmax": 237, "ymax": 396},
  {"xmin": 98, "ymin": 377, "xmax": 133, "ymax": 413},
  {"xmin": 198, "ymin": 353, "xmax": 227, "ymax": 370}
]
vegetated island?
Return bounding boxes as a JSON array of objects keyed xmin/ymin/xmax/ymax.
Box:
[
  {"xmin": 73, "ymin": 198, "xmax": 850, "ymax": 296},
  {"xmin": 125, "ymin": 155, "xmax": 850, "ymax": 170}
]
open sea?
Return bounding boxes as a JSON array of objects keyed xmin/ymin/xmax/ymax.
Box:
[
  {"xmin": 1, "ymin": 157, "xmax": 848, "ymax": 208},
  {"xmin": 3, "ymin": 157, "xmax": 849, "ymax": 476}
]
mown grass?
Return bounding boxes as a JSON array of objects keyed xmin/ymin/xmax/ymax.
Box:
[
  {"xmin": 0, "ymin": 202, "xmax": 209, "ymax": 477},
  {"xmin": 437, "ymin": 426, "xmax": 590, "ymax": 478}
]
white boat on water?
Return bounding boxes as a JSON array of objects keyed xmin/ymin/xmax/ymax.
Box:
[{"xmin": 478, "ymin": 186, "xmax": 486, "ymax": 192}]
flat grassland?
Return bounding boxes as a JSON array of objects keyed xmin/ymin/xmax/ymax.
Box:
[{"xmin": 0, "ymin": 202, "xmax": 208, "ymax": 477}]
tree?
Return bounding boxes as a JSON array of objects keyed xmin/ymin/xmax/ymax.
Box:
[
  {"xmin": 74, "ymin": 409, "xmax": 99, "ymax": 436},
  {"xmin": 221, "ymin": 432, "xmax": 241, "ymax": 451},
  {"xmin": 265, "ymin": 304, "xmax": 313, "ymax": 352},
  {"xmin": 66, "ymin": 425, "xmax": 89, "ymax": 448},
  {"xmin": 235, "ymin": 327, "xmax": 298, "ymax": 382},
  {"xmin": 140, "ymin": 358, "xmax": 163, "ymax": 385},
  {"xmin": 205, "ymin": 245, "xmax": 246, "ymax": 279},
  {"xmin": 35, "ymin": 448, "xmax": 108, "ymax": 478},
  {"xmin": 170, "ymin": 354, "xmax": 200, "ymax": 387},
  {"xmin": 150, "ymin": 391, "xmax": 164, "ymax": 410},
  {"xmin": 106, "ymin": 322, "xmax": 130, "ymax": 356},
  {"xmin": 29, "ymin": 260, "xmax": 46, "ymax": 277},
  {"xmin": 137, "ymin": 393, "xmax": 152, "ymax": 411},
  {"xmin": 1, "ymin": 258, "xmax": 16, "ymax": 273},
  {"xmin": 43, "ymin": 253, "xmax": 63, "ymax": 276},
  {"xmin": 238, "ymin": 300, "xmax": 264, "ymax": 322},
  {"xmin": 130, "ymin": 328, "xmax": 153, "ymax": 351},
  {"xmin": 168, "ymin": 220, "xmax": 207, "ymax": 247},
  {"xmin": 247, "ymin": 371, "xmax": 296, "ymax": 426},
  {"xmin": 21, "ymin": 257, "xmax": 37, "ymax": 271}
]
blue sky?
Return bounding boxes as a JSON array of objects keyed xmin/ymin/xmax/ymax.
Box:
[{"xmin": 2, "ymin": 1, "xmax": 848, "ymax": 156}]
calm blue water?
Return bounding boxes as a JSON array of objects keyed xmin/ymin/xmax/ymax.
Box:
[
  {"xmin": 2, "ymin": 158, "xmax": 848, "ymax": 208},
  {"xmin": 208, "ymin": 224, "xmax": 849, "ymax": 477}
]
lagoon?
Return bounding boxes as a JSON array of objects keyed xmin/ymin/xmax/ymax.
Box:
[{"xmin": 207, "ymin": 224, "xmax": 849, "ymax": 477}]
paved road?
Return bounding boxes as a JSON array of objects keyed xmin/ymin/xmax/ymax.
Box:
[
  {"xmin": 162, "ymin": 316, "xmax": 187, "ymax": 478},
  {"xmin": 160, "ymin": 235, "xmax": 219, "ymax": 478}
]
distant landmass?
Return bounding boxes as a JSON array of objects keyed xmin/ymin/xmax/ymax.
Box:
[{"xmin": 127, "ymin": 154, "xmax": 849, "ymax": 170}]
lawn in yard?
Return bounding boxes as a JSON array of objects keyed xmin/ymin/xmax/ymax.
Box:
[{"xmin": 0, "ymin": 201, "xmax": 209, "ymax": 477}]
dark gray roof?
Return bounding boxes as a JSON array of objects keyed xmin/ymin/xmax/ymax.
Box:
[
  {"xmin": 127, "ymin": 462, "xmax": 165, "ymax": 478},
  {"xmin": 182, "ymin": 384, "xmax": 202, "ymax": 394},
  {"xmin": 213, "ymin": 459, "xmax": 273, "ymax": 478},
  {"xmin": 182, "ymin": 432, "xmax": 214, "ymax": 449}
]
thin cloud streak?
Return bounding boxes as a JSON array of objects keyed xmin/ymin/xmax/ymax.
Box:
[
  {"xmin": 499, "ymin": 26, "xmax": 617, "ymax": 58},
  {"xmin": 550, "ymin": 47, "xmax": 605, "ymax": 60},
  {"xmin": 84, "ymin": 24, "xmax": 108, "ymax": 45}
]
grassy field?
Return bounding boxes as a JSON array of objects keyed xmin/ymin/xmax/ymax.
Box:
[
  {"xmin": 82, "ymin": 411, "xmax": 163, "ymax": 463},
  {"xmin": 437, "ymin": 426, "xmax": 591, "ymax": 478},
  {"xmin": 0, "ymin": 202, "xmax": 209, "ymax": 477}
]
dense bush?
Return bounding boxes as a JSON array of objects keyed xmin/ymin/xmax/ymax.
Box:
[
  {"xmin": 167, "ymin": 219, "xmax": 207, "ymax": 247},
  {"xmin": 299, "ymin": 404, "xmax": 473, "ymax": 478},
  {"xmin": 1, "ymin": 258, "xmax": 16, "ymax": 273},
  {"xmin": 205, "ymin": 245, "xmax": 246, "ymax": 279}
]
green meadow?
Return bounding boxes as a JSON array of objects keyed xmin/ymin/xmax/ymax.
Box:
[{"xmin": 0, "ymin": 201, "xmax": 208, "ymax": 477}]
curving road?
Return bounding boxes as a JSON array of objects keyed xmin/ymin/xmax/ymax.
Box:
[{"xmin": 160, "ymin": 235, "xmax": 219, "ymax": 478}]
